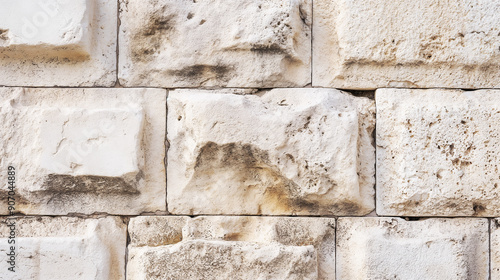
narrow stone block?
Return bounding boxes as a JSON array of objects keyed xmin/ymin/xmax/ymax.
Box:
[
  {"xmin": 377, "ymin": 89, "xmax": 500, "ymax": 216},
  {"xmin": 337, "ymin": 218, "xmax": 488, "ymax": 280},
  {"xmin": 167, "ymin": 88, "xmax": 375, "ymax": 215}
]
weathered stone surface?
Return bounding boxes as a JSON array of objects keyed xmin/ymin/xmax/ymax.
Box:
[
  {"xmin": 0, "ymin": 87, "xmax": 166, "ymax": 215},
  {"xmin": 313, "ymin": 0, "xmax": 500, "ymax": 89},
  {"xmin": 127, "ymin": 216, "xmax": 335, "ymax": 279},
  {"xmin": 119, "ymin": 0, "xmax": 311, "ymax": 87},
  {"xmin": 0, "ymin": 0, "xmax": 93, "ymax": 56},
  {"xmin": 167, "ymin": 88, "xmax": 375, "ymax": 215},
  {"xmin": 377, "ymin": 89, "xmax": 500, "ymax": 216},
  {"xmin": 492, "ymin": 219, "xmax": 500, "ymax": 279},
  {"xmin": 0, "ymin": 0, "xmax": 116, "ymax": 86},
  {"xmin": 0, "ymin": 216, "xmax": 126, "ymax": 280},
  {"xmin": 337, "ymin": 218, "xmax": 489, "ymax": 280}
]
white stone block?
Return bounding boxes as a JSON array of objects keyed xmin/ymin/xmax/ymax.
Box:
[
  {"xmin": 337, "ymin": 218, "xmax": 489, "ymax": 280},
  {"xmin": 313, "ymin": 0, "xmax": 500, "ymax": 89},
  {"xmin": 167, "ymin": 88, "xmax": 375, "ymax": 215},
  {"xmin": 119, "ymin": 0, "xmax": 311, "ymax": 87},
  {"xmin": 377, "ymin": 89, "xmax": 500, "ymax": 216},
  {"xmin": 0, "ymin": 0, "xmax": 93, "ymax": 56},
  {"xmin": 491, "ymin": 219, "xmax": 500, "ymax": 279},
  {"xmin": 0, "ymin": 87, "xmax": 166, "ymax": 215},
  {"xmin": 0, "ymin": 0, "xmax": 117, "ymax": 86},
  {"xmin": 0, "ymin": 216, "xmax": 126, "ymax": 280},
  {"xmin": 127, "ymin": 216, "xmax": 335, "ymax": 279}
]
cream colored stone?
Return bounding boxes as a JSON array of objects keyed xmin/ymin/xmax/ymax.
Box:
[
  {"xmin": 0, "ymin": 0, "xmax": 116, "ymax": 86},
  {"xmin": 313, "ymin": 0, "xmax": 500, "ymax": 89},
  {"xmin": 377, "ymin": 89, "xmax": 500, "ymax": 216},
  {"xmin": 491, "ymin": 219, "xmax": 500, "ymax": 279},
  {"xmin": 119, "ymin": 0, "xmax": 311, "ymax": 87},
  {"xmin": 0, "ymin": 87, "xmax": 166, "ymax": 215},
  {"xmin": 127, "ymin": 216, "xmax": 335, "ymax": 279},
  {"xmin": 337, "ymin": 218, "xmax": 489, "ymax": 280},
  {"xmin": 0, "ymin": 216, "xmax": 126, "ymax": 280},
  {"xmin": 167, "ymin": 88, "xmax": 375, "ymax": 215}
]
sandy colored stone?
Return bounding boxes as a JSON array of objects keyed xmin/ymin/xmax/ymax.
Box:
[
  {"xmin": 377, "ymin": 89, "xmax": 500, "ymax": 216},
  {"xmin": 0, "ymin": 216, "xmax": 126, "ymax": 280},
  {"xmin": 0, "ymin": 87, "xmax": 166, "ymax": 215},
  {"xmin": 491, "ymin": 219, "xmax": 500, "ymax": 279},
  {"xmin": 119, "ymin": 0, "xmax": 311, "ymax": 87},
  {"xmin": 0, "ymin": 0, "xmax": 116, "ymax": 86},
  {"xmin": 313, "ymin": 0, "xmax": 500, "ymax": 89},
  {"xmin": 337, "ymin": 217, "xmax": 488, "ymax": 280},
  {"xmin": 167, "ymin": 88, "xmax": 375, "ymax": 215},
  {"xmin": 127, "ymin": 216, "xmax": 335, "ymax": 279}
]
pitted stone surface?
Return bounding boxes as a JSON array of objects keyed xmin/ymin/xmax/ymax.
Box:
[
  {"xmin": 492, "ymin": 219, "xmax": 500, "ymax": 279},
  {"xmin": 336, "ymin": 218, "xmax": 488, "ymax": 280},
  {"xmin": 313, "ymin": 0, "xmax": 500, "ymax": 89},
  {"xmin": 0, "ymin": 0, "xmax": 116, "ymax": 86},
  {"xmin": 127, "ymin": 216, "xmax": 335, "ymax": 279},
  {"xmin": 119, "ymin": 0, "xmax": 311, "ymax": 87},
  {"xmin": 0, "ymin": 216, "xmax": 126, "ymax": 280},
  {"xmin": 0, "ymin": 87, "xmax": 166, "ymax": 215},
  {"xmin": 167, "ymin": 88, "xmax": 375, "ymax": 215},
  {"xmin": 377, "ymin": 89, "xmax": 500, "ymax": 216}
]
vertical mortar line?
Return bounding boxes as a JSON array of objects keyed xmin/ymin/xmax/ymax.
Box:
[
  {"xmin": 124, "ymin": 216, "xmax": 130, "ymax": 280},
  {"xmin": 165, "ymin": 89, "xmax": 169, "ymax": 212},
  {"xmin": 373, "ymin": 91, "xmax": 377, "ymax": 217},
  {"xmin": 489, "ymin": 218, "xmax": 492, "ymax": 280},
  {"xmin": 334, "ymin": 217, "xmax": 337, "ymax": 280},
  {"xmin": 115, "ymin": 0, "xmax": 121, "ymax": 87},
  {"xmin": 310, "ymin": 0, "xmax": 313, "ymax": 86}
]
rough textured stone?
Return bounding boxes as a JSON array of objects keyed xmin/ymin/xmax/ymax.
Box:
[
  {"xmin": 337, "ymin": 218, "xmax": 489, "ymax": 280},
  {"xmin": 492, "ymin": 219, "xmax": 500, "ymax": 279},
  {"xmin": 0, "ymin": 87, "xmax": 166, "ymax": 215},
  {"xmin": 127, "ymin": 216, "xmax": 335, "ymax": 279},
  {"xmin": 313, "ymin": 0, "xmax": 500, "ymax": 89},
  {"xmin": 119, "ymin": 0, "xmax": 311, "ymax": 87},
  {"xmin": 167, "ymin": 88, "xmax": 375, "ymax": 215},
  {"xmin": 377, "ymin": 89, "xmax": 500, "ymax": 216},
  {"xmin": 0, "ymin": 216, "xmax": 126, "ymax": 280},
  {"xmin": 0, "ymin": 0, "xmax": 116, "ymax": 86}
]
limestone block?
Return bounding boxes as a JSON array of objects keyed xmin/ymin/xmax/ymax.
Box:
[
  {"xmin": 119, "ymin": 0, "xmax": 311, "ymax": 87},
  {"xmin": 0, "ymin": 216, "xmax": 126, "ymax": 280},
  {"xmin": 167, "ymin": 88, "xmax": 375, "ymax": 215},
  {"xmin": 0, "ymin": 87, "xmax": 166, "ymax": 215},
  {"xmin": 492, "ymin": 219, "xmax": 500, "ymax": 279},
  {"xmin": 336, "ymin": 218, "xmax": 488, "ymax": 280},
  {"xmin": 0, "ymin": 0, "xmax": 117, "ymax": 86},
  {"xmin": 127, "ymin": 216, "xmax": 335, "ymax": 279},
  {"xmin": 313, "ymin": 0, "xmax": 500, "ymax": 89},
  {"xmin": 377, "ymin": 89, "xmax": 500, "ymax": 216}
]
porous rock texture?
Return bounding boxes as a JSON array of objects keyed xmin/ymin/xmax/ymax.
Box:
[
  {"xmin": 336, "ymin": 217, "xmax": 489, "ymax": 280},
  {"xmin": 313, "ymin": 0, "xmax": 500, "ymax": 89},
  {"xmin": 127, "ymin": 216, "xmax": 335, "ymax": 279},
  {"xmin": 0, "ymin": 0, "xmax": 117, "ymax": 86},
  {"xmin": 0, "ymin": 216, "xmax": 126, "ymax": 280},
  {"xmin": 0, "ymin": 87, "xmax": 166, "ymax": 215},
  {"xmin": 377, "ymin": 89, "xmax": 500, "ymax": 216},
  {"xmin": 119, "ymin": 0, "xmax": 311, "ymax": 87},
  {"xmin": 167, "ymin": 88, "xmax": 375, "ymax": 215}
]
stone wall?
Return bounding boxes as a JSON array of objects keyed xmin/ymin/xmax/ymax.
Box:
[{"xmin": 0, "ymin": 0, "xmax": 499, "ymax": 279}]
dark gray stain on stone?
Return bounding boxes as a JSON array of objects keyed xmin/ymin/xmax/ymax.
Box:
[
  {"xmin": 168, "ymin": 64, "xmax": 231, "ymax": 81},
  {"xmin": 41, "ymin": 174, "xmax": 140, "ymax": 194}
]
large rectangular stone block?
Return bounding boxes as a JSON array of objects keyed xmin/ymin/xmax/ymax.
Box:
[
  {"xmin": 127, "ymin": 216, "xmax": 335, "ymax": 279},
  {"xmin": 0, "ymin": 216, "xmax": 126, "ymax": 280},
  {"xmin": 0, "ymin": 0, "xmax": 117, "ymax": 86},
  {"xmin": 119, "ymin": 0, "xmax": 311, "ymax": 87},
  {"xmin": 0, "ymin": 87, "xmax": 166, "ymax": 215},
  {"xmin": 337, "ymin": 218, "xmax": 489, "ymax": 280},
  {"xmin": 313, "ymin": 0, "xmax": 500, "ymax": 89},
  {"xmin": 167, "ymin": 88, "xmax": 375, "ymax": 215},
  {"xmin": 377, "ymin": 89, "xmax": 500, "ymax": 216}
]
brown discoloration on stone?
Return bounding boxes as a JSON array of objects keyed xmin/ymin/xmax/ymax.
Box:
[
  {"xmin": 131, "ymin": 13, "xmax": 176, "ymax": 63},
  {"xmin": 41, "ymin": 174, "xmax": 140, "ymax": 194}
]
